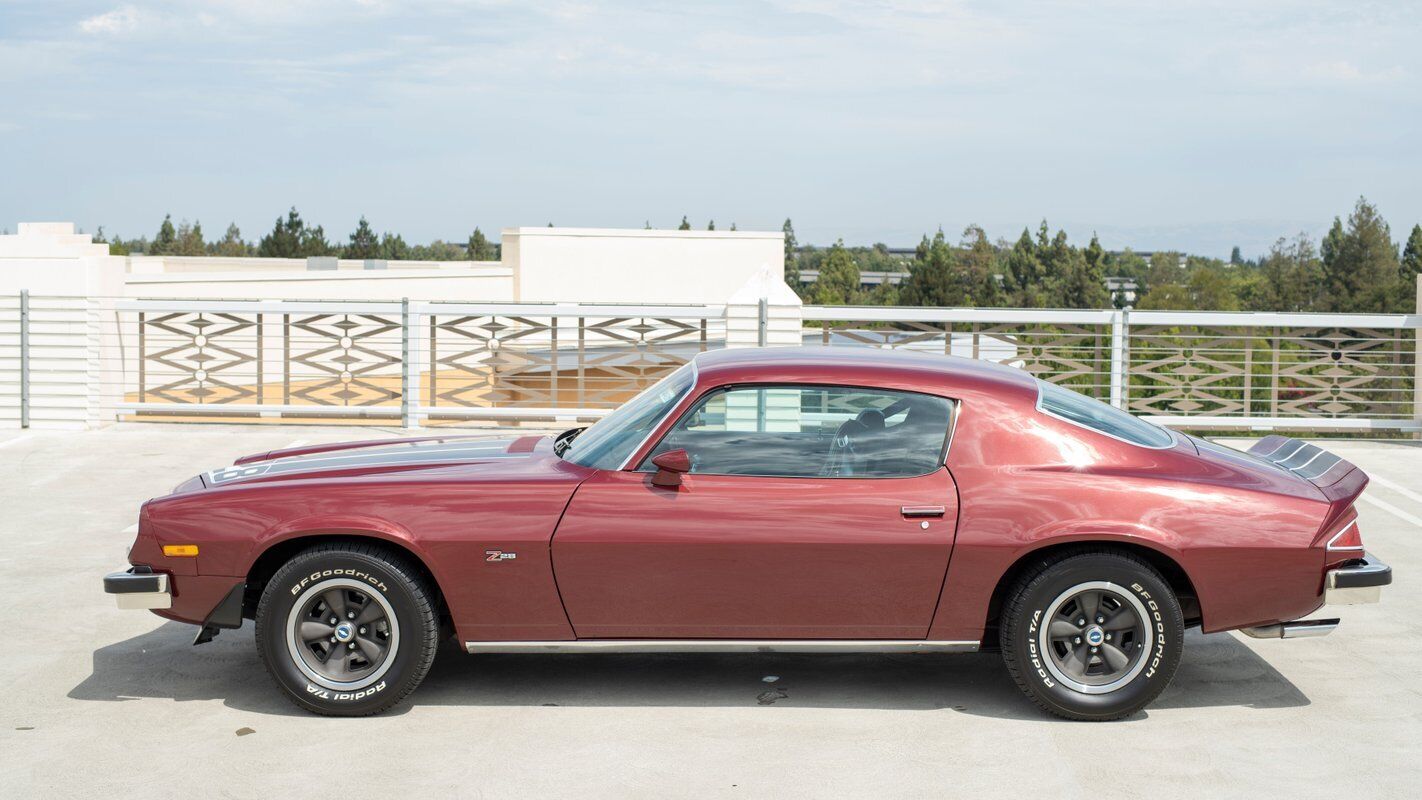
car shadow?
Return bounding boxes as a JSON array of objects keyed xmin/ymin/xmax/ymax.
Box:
[{"xmin": 69, "ymin": 625, "xmax": 1308, "ymax": 719}]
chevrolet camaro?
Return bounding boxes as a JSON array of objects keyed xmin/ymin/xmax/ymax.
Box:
[{"xmin": 104, "ymin": 347, "xmax": 1392, "ymax": 719}]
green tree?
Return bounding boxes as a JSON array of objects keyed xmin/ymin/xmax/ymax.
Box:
[
  {"xmin": 782, "ymin": 218, "xmax": 799, "ymax": 284},
  {"xmin": 259, "ymin": 207, "xmax": 305, "ymax": 257},
  {"xmin": 1187, "ymin": 266, "xmax": 1240, "ymax": 310},
  {"xmin": 174, "ymin": 220, "xmax": 206, "ymax": 256},
  {"xmin": 1253, "ymin": 235, "xmax": 1323, "ymax": 311},
  {"xmin": 677, "ymin": 216, "xmax": 691, "ymax": 231},
  {"xmin": 151, "ymin": 214, "xmax": 177, "ymax": 255},
  {"xmin": 346, "ymin": 216, "xmax": 380, "ymax": 259},
  {"xmin": 467, "ymin": 227, "xmax": 495, "ymax": 260},
  {"xmin": 1052, "ymin": 233, "xmax": 1110, "ymax": 308},
  {"xmin": 1005, "ymin": 228, "xmax": 1044, "ymax": 305},
  {"xmin": 1402, "ymin": 224, "xmax": 1422, "ymax": 280},
  {"xmin": 379, "ymin": 232, "xmax": 409, "ymax": 261},
  {"xmin": 210, "ymin": 223, "xmax": 250, "ymax": 256},
  {"xmin": 957, "ymin": 225, "xmax": 1004, "ymax": 306},
  {"xmin": 706, "ymin": 220, "xmax": 716, "ymax": 231},
  {"xmin": 1230, "ymin": 246, "xmax": 1244, "ymax": 266},
  {"xmin": 1322, "ymin": 197, "xmax": 1401, "ymax": 311},
  {"xmin": 810, "ymin": 240, "xmax": 860, "ymax": 305},
  {"xmin": 899, "ymin": 229, "xmax": 961, "ymax": 307}
]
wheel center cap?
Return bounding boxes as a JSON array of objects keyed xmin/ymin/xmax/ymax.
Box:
[
  {"xmin": 334, "ymin": 622, "xmax": 356, "ymax": 642},
  {"xmin": 1084, "ymin": 626, "xmax": 1105, "ymax": 647}
]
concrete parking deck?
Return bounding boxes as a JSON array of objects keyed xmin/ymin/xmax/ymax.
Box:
[{"xmin": 0, "ymin": 425, "xmax": 1417, "ymax": 798}]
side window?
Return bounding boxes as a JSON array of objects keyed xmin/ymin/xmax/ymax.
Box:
[{"xmin": 646, "ymin": 385, "xmax": 953, "ymax": 478}]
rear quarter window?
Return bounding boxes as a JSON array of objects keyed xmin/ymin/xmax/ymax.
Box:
[{"xmin": 1036, "ymin": 380, "xmax": 1174, "ymax": 449}]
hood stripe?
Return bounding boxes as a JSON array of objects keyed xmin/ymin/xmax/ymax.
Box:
[{"xmin": 208, "ymin": 439, "xmax": 532, "ymax": 486}]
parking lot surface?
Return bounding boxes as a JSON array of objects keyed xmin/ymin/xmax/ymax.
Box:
[{"xmin": 0, "ymin": 424, "xmax": 1417, "ymax": 798}]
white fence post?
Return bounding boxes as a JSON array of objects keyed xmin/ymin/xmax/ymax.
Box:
[
  {"xmin": 400, "ymin": 298, "xmax": 422, "ymax": 429},
  {"xmin": 1109, "ymin": 308, "xmax": 1128, "ymax": 409}
]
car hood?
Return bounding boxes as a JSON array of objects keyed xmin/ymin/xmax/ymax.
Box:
[{"xmin": 202, "ymin": 434, "xmax": 556, "ymax": 488}]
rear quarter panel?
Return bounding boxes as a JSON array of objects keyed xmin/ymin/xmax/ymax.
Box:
[{"xmin": 926, "ymin": 385, "xmax": 1329, "ymax": 642}]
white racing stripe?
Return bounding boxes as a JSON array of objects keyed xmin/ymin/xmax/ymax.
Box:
[{"xmin": 1358, "ymin": 493, "xmax": 1422, "ymax": 528}]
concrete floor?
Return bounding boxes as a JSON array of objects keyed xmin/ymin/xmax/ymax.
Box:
[{"xmin": 0, "ymin": 424, "xmax": 1417, "ymax": 799}]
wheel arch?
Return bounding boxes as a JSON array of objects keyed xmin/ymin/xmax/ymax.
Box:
[
  {"xmin": 980, "ymin": 540, "xmax": 1201, "ymax": 648},
  {"xmin": 243, "ymin": 532, "xmax": 451, "ymax": 630}
]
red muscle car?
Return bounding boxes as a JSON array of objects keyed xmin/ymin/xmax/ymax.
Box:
[{"xmin": 105, "ymin": 347, "xmax": 1392, "ymax": 719}]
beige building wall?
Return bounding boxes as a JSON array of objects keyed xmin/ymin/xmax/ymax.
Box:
[{"xmin": 503, "ymin": 227, "xmax": 783, "ymax": 304}]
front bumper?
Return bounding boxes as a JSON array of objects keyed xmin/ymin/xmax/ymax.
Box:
[
  {"xmin": 104, "ymin": 566, "xmax": 171, "ymax": 610},
  {"xmin": 1325, "ymin": 551, "xmax": 1392, "ymax": 605}
]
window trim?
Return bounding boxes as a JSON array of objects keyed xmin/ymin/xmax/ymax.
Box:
[
  {"xmin": 631, "ymin": 381, "xmax": 959, "ymax": 480},
  {"xmin": 1034, "ymin": 381, "xmax": 1176, "ymax": 451},
  {"xmin": 611, "ymin": 359, "xmax": 699, "ymax": 471}
]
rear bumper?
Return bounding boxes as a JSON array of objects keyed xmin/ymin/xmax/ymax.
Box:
[
  {"xmin": 1325, "ymin": 551, "xmax": 1391, "ymax": 605},
  {"xmin": 104, "ymin": 566, "xmax": 171, "ymax": 610}
]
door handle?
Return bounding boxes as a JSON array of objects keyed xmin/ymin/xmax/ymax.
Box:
[{"xmin": 901, "ymin": 506, "xmax": 946, "ymax": 518}]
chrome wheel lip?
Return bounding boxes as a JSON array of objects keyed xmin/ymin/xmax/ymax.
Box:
[
  {"xmin": 286, "ymin": 577, "xmax": 400, "ymax": 692},
  {"xmin": 1039, "ymin": 580, "xmax": 1149, "ymax": 695}
]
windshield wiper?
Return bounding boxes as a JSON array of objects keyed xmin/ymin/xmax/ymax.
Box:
[{"xmin": 553, "ymin": 427, "xmax": 587, "ymax": 458}]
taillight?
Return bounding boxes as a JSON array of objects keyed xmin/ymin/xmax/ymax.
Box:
[{"xmin": 1327, "ymin": 520, "xmax": 1363, "ymax": 552}]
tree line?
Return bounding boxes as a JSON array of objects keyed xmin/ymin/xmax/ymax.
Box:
[
  {"xmin": 97, "ymin": 207, "xmax": 500, "ymax": 262},
  {"xmin": 786, "ymin": 197, "xmax": 1422, "ymax": 313},
  {"xmin": 89, "ymin": 197, "xmax": 1422, "ymax": 313}
]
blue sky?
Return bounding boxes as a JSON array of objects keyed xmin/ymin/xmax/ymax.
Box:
[{"xmin": 2, "ymin": 0, "xmax": 1418, "ymax": 256}]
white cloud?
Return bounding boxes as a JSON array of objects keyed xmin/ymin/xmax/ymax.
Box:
[{"xmin": 79, "ymin": 5, "xmax": 142, "ymax": 35}]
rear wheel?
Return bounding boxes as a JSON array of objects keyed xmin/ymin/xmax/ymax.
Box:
[
  {"xmin": 255, "ymin": 543, "xmax": 439, "ymax": 716},
  {"xmin": 1000, "ymin": 550, "xmax": 1183, "ymax": 721}
]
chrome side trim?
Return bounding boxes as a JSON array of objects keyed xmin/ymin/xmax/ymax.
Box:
[
  {"xmin": 1238, "ymin": 618, "xmax": 1339, "ymax": 639},
  {"xmin": 465, "ymin": 639, "xmax": 981, "ymax": 654}
]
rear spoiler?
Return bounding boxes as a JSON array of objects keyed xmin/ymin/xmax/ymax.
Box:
[{"xmin": 1249, "ymin": 436, "xmax": 1369, "ymax": 541}]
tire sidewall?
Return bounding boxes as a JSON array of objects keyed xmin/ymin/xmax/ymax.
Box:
[
  {"xmin": 1013, "ymin": 555, "xmax": 1183, "ymax": 719},
  {"xmin": 258, "ymin": 550, "xmax": 428, "ymax": 715}
]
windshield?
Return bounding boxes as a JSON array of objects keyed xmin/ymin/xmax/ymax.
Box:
[{"xmin": 562, "ymin": 363, "xmax": 696, "ymax": 470}]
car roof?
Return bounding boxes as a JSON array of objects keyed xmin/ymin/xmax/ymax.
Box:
[{"xmin": 691, "ymin": 346, "xmax": 1037, "ymax": 396}]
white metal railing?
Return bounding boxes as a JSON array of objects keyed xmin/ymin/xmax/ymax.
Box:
[
  {"xmin": 803, "ymin": 305, "xmax": 1422, "ymax": 432},
  {"xmin": 3, "ymin": 294, "xmax": 1419, "ymax": 432}
]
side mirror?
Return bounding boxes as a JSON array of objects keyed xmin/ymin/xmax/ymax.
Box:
[{"xmin": 650, "ymin": 449, "xmax": 691, "ymax": 487}]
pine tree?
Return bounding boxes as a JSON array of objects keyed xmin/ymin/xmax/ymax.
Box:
[
  {"xmin": 259, "ymin": 207, "xmax": 305, "ymax": 258},
  {"xmin": 1322, "ymin": 197, "xmax": 1401, "ymax": 311},
  {"xmin": 957, "ymin": 225, "xmax": 1003, "ymax": 306},
  {"xmin": 1054, "ymin": 233, "xmax": 1109, "ymax": 308},
  {"xmin": 347, "ymin": 216, "xmax": 379, "ymax": 259},
  {"xmin": 782, "ymin": 218, "xmax": 799, "ymax": 284},
  {"xmin": 811, "ymin": 240, "xmax": 860, "ymax": 305},
  {"xmin": 175, "ymin": 220, "xmax": 206, "ymax": 256},
  {"xmin": 678, "ymin": 216, "xmax": 691, "ymax": 231},
  {"xmin": 467, "ymin": 227, "xmax": 494, "ymax": 260},
  {"xmin": 379, "ymin": 232, "xmax": 409, "ymax": 261},
  {"xmin": 706, "ymin": 220, "xmax": 716, "ymax": 231},
  {"xmin": 152, "ymin": 214, "xmax": 177, "ymax": 255},
  {"xmin": 899, "ymin": 229, "xmax": 958, "ymax": 307},
  {"xmin": 1256, "ymin": 235, "xmax": 1323, "ymax": 312},
  {"xmin": 211, "ymin": 223, "xmax": 249, "ymax": 256},
  {"xmin": 1230, "ymin": 246, "xmax": 1244, "ymax": 265},
  {"xmin": 730, "ymin": 222, "xmax": 737, "ymax": 231},
  {"xmin": 1006, "ymin": 228, "xmax": 1044, "ymax": 305},
  {"xmin": 1402, "ymin": 224, "xmax": 1422, "ymax": 279}
]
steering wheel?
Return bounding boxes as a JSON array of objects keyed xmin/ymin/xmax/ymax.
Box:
[{"xmin": 823, "ymin": 409, "xmax": 886, "ymax": 476}]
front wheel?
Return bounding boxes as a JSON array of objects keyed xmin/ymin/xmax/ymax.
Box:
[
  {"xmin": 255, "ymin": 543, "xmax": 440, "ymax": 716},
  {"xmin": 1000, "ymin": 550, "xmax": 1183, "ymax": 721}
]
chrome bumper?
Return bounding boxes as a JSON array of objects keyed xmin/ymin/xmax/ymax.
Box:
[
  {"xmin": 104, "ymin": 566, "xmax": 171, "ymax": 610},
  {"xmin": 1325, "ymin": 551, "xmax": 1391, "ymax": 605},
  {"xmin": 1239, "ymin": 618, "xmax": 1339, "ymax": 639}
]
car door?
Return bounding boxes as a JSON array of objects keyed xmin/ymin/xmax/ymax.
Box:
[{"xmin": 551, "ymin": 383, "xmax": 960, "ymax": 639}]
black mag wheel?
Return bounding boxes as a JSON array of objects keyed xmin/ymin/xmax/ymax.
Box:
[
  {"xmin": 255, "ymin": 543, "xmax": 440, "ymax": 716},
  {"xmin": 1000, "ymin": 550, "xmax": 1184, "ymax": 721}
]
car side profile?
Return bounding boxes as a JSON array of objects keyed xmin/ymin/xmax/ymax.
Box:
[{"xmin": 104, "ymin": 347, "xmax": 1392, "ymax": 719}]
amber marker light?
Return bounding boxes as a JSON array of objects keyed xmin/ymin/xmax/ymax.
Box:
[{"xmin": 162, "ymin": 544, "xmax": 200, "ymax": 557}]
